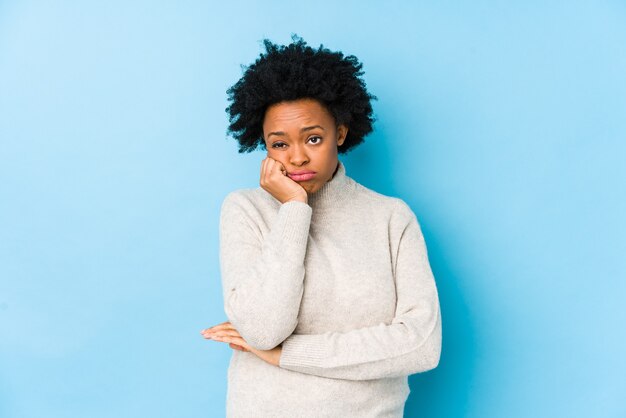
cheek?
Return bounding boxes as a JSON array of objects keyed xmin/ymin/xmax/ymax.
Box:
[
  {"xmin": 265, "ymin": 147, "xmax": 277, "ymax": 158},
  {"xmin": 267, "ymin": 151, "xmax": 288, "ymax": 167},
  {"xmin": 320, "ymin": 145, "xmax": 338, "ymax": 161}
]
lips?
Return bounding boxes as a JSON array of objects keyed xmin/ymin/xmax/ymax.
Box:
[{"xmin": 288, "ymin": 171, "xmax": 316, "ymax": 181}]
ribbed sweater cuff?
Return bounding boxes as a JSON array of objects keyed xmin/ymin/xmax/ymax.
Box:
[{"xmin": 279, "ymin": 334, "xmax": 329, "ymax": 369}]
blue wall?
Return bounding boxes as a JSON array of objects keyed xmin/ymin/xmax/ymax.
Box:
[{"xmin": 1, "ymin": 1, "xmax": 625, "ymax": 417}]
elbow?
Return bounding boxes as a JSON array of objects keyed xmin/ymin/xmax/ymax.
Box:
[
  {"xmin": 422, "ymin": 315, "xmax": 442, "ymax": 372},
  {"xmin": 424, "ymin": 340, "xmax": 441, "ymax": 371},
  {"xmin": 244, "ymin": 320, "xmax": 297, "ymax": 350},
  {"xmin": 247, "ymin": 335, "xmax": 283, "ymax": 351},
  {"xmin": 409, "ymin": 333, "xmax": 441, "ymax": 374},
  {"xmin": 223, "ymin": 273, "xmax": 304, "ymax": 350},
  {"xmin": 226, "ymin": 305, "xmax": 299, "ymax": 351},
  {"xmin": 413, "ymin": 311, "xmax": 442, "ymax": 373}
]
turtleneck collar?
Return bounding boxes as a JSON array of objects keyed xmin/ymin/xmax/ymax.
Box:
[{"xmin": 306, "ymin": 159, "xmax": 353, "ymax": 210}]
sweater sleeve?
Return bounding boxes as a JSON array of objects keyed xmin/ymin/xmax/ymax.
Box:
[
  {"xmin": 278, "ymin": 201, "xmax": 442, "ymax": 381},
  {"xmin": 219, "ymin": 191, "xmax": 312, "ymax": 351}
]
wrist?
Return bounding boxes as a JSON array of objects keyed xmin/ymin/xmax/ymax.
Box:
[
  {"xmin": 285, "ymin": 195, "xmax": 308, "ymax": 204},
  {"xmin": 274, "ymin": 346, "xmax": 283, "ymax": 367}
]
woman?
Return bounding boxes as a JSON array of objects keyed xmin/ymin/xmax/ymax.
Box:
[{"xmin": 200, "ymin": 35, "xmax": 442, "ymax": 417}]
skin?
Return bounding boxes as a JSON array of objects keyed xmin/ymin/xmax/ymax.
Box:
[
  {"xmin": 260, "ymin": 97, "xmax": 348, "ymax": 204},
  {"xmin": 200, "ymin": 321, "xmax": 282, "ymax": 365},
  {"xmin": 201, "ymin": 97, "xmax": 349, "ymax": 367}
]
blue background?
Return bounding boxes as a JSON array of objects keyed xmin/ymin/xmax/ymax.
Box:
[{"xmin": 1, "ymin": 1, "xmax": 625, "ymax": 417}]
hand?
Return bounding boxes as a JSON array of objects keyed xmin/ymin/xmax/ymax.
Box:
[
  {"xmin": 200, "ymin": 321, "xmax": 283, "ymax": 367},
  {"xmin": 260, "ymin": 157, "xmax": 308, "ymax": 204}
]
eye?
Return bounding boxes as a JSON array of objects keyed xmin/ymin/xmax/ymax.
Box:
[
  {"xmin": 308, "ymin": 136, "xmax": 322, "ymax": 144},
  {"xmin": 271, "ymin": 142, "xmax": 286, "ymax": 149}
]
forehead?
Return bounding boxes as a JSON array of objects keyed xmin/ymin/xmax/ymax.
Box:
[{"xmin": 263, "ymin": 98, "xmax": 334, "ymax": 128}]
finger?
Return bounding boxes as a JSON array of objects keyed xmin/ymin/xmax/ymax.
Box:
[
  {"xmin": 275, "ymin": 159, "xmax": 287, "ymax": 176},
  {"xmin": 264, "ymin": 157, "xmax": 278, "ymax": 179},
  {"xmin": 268, "ymin": 158, "xmax": 284, "ymax": 176},
  {"xmin": 229, "ymin": 343, "xmax": 248, "ymax": 352},
  {"xmin": 265, "ymin": 158, "xmax": 276, "ymax": 182},
  {"xmin": 228, "ymin": 336, "xmax": 250, "ymax": 350},
  {"xmin": 212, "ymin": 322, "xmax": 234, "ymax": 331},
  {"xmin": 214, "ymin": 335, "xmax": 251, "ymax": 351},
  {"xmin": 202, "ymin": 320, "xmax": 229, "ymax": 331},
  {"xmin": 202, "ymin": 328, "xmax": 231, "ymax": 338},
  {"xmin": 210, "ymin": 329, "xmax": 241, "ymax": 338},
  {"xmin": 260, "ymin": 157, "xmax": 266, "ymax": 181},
  {"xmin": 202, "ymin": 321, "xmax": 234, "ymax": 333},
  {"xmin": 261, "ymin": 157, "xmax": 272, "ymax": 184}
]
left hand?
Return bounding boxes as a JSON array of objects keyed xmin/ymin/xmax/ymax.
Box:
[{"xmin": 200, "ymin": 321, "xmax": 283, "ymax": 367}]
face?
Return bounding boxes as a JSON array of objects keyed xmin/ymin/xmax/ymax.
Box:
[{"xmin": 262, "ymin": 98, "xmax": 348, "ymax": 195}]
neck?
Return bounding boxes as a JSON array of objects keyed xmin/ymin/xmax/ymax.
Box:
[{"xmin": 306, "ymin": 159, "xmax": 353, "ymax": 210}]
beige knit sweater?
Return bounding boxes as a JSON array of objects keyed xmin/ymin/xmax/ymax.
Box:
[{"xmin": 219, "ymin": 160, "xmax": 442, "ymax": 417}]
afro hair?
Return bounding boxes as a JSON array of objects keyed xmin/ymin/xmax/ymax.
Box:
[{"xmin": 225, "ymin": 34, "xmax": 377, "ymax": 154}]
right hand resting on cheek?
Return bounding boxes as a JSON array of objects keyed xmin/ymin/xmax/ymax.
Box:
[{"xmin": 260, "ymin": 157, "xmax": 308, "ymax": 204}]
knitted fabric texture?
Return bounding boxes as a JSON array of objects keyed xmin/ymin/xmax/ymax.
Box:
[{"xmin": 218, "ymin": 160, "xmax": 442, "ymax": 418}]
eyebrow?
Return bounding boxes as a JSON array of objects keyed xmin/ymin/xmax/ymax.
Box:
[{"xmin": 267, "ymin": 125, "xmax": 325, "ymax": 139}]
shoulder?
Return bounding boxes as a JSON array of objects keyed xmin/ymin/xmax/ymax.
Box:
[
  {"xmin": 352, "ymin": 182, "xmax": 418, "ymax": 222},
  {"xmin": 220, "ymin": 187, "xmax": 279, "ymax": 218},
  {"xmin": 222, "ymin": 187, "xmax": 273, "ymax": 207},
  {"xmin": 221, "ymin": 187, "xmax": 257, "ymax": 208}
]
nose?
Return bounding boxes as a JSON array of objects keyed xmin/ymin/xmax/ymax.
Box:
[{"xmin": 289, "ymin": 144, "xmax": 309, "ymax": 166}]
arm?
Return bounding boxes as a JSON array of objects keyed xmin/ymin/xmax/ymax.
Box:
[
  {"xmin": 278, "ymin": 201, "xmax": 442, "ymax": 380},
  {"xmin": 219, "ymin": 191, "xmax": 312, "ymax": 350}
]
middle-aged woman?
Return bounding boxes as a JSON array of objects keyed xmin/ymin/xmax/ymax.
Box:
[{"xmin": 200, "ymin": 35, "xmax": 442, "ymax": 417}]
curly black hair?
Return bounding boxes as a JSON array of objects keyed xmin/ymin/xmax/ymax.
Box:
[{"xmin": 225, "ymin": 34, "xmax": 377, "ymax": 154}]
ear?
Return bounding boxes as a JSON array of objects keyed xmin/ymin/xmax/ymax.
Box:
[{"xmin": 337, "ymin": 124, "xmax": 349, "ymax": 146}]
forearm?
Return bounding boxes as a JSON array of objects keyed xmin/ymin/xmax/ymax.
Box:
[
  {"xmin": 220, "ymin": 197, "xmax": 312, "ymax": 350},
  {"xmin": 279, "ymin": 306, "xmax": 442, "ymax": 380},
  {"xmin": 279, "ymin": 200, "xmax": 442, "ymax": 380},
  {"xmin": 224, "ymin": 259, "xmax": 305, "ymax": 350}
]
